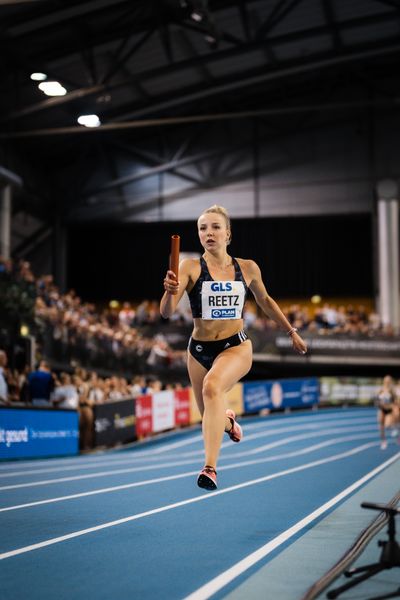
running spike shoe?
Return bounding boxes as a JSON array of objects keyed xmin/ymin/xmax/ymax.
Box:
[
  {"xmin": 197, "ymin": 466, "xmax": 217, "ymax": 490},
  {"xmin": 225, "ymin": 409, "xmax": 243, "ymax": 443}
]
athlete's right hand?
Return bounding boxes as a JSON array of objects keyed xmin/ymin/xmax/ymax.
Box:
[{"xmin": 163, "ymin": 270, "xmax": 179, "ymax": 295}]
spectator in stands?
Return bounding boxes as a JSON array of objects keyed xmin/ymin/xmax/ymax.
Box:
[
  {"xmin": 146, "ymin": 376, "xmax": 163, "ymax": 393},
  {"xmin": 75, "ymin": 373, "xmax": 95, "ymax": 451},
  {"xmin": 146, "ymin": 335, "xmax": 171, "ymax": 368},
  {"xmin": 87, "ymin": 372, "xmax": 105, "ymax": 405},
  {"xmin": 52, "ymin": 373, "xmax": 79, "ymax": 410},
  {"xmin": 28, "ymin": 360, "xmax": 55, "ymax": 407},
  {"xmin": 0, "ymin": 349, "xmax": 9, "ymax": 405},
  {"xmin": 119, "ymin": 302, "xmax": 135, "ymax": 327},
  {"xmin": 130, "ymin": 375, "xmax": 147, "ymax": 397},
  {"xmin": 376, "ymin": 375, "xmax": 399, "ymax": 449}
]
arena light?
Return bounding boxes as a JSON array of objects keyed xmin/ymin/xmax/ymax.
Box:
[
  {"xmin": 30, "ymin": 72, "xmax": 47, "ymax": 81},
  {"xmin": 311, "ymin": 295, "xmax": 322, "ymax": 304},
  {"xmin": 77, "ymin": 114, "xmax": 101, "ymax": 128},
  {"xmin": 20, "ymin": 324, "xmax": 30, "ymax": 336},
  {"xmin": 38, "ymin": 81, "xmax": 67, "ymax": 96}
]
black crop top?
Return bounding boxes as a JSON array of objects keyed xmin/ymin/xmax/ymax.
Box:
[{"xmin": 188, "ymin": 256, "xmax": 248, "ymax": 320}]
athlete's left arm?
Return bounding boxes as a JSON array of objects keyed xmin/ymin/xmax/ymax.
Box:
[{"xmin": 246, "ymin": 260, "xmax": 308, "ymax": 355}]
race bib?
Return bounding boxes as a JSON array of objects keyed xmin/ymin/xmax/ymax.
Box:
[{"xmin": 201, "ymin": 280, "xmax": 246, "ymax": 320}]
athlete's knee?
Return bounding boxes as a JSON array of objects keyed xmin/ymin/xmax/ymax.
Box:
[{"xmin": 202, "ymin": 375, "xmax": 222, "ymax": 403}]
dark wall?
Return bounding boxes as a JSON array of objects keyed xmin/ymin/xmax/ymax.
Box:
[{"xmin": 67, "ymin": 214, "xmax": 373, "ymax": 302}]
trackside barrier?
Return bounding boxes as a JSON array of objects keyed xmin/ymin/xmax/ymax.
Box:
[
  {"xmin": 94, "ymin": 399, "xmax": 136, "ymax": 447},
  {"xmin": 136, "ymin": 389, "xmax": 191, "ymax": 438},
  {"xmin": 0, "ymin": 407, "xmax": 79, "ymax": 459},
  {"xmin": 243, "ymin": 378, "xmax": 320, "ymax": 414},
  {"xmin": 319, "ymin": 377, "xmax": 382, "ymax": 405},
  {"xmin": 95, "ymin": 376, "xmax": 384, "ymax": 450}
]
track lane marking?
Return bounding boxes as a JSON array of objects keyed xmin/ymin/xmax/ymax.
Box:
[
  {"xmin": 0, "ymin": 416, "xmax": 376, "ymax": 477},
  {"xmin": 0, "ymin": 426, "xmax": 378, "ymax": 491},
  {"xmin": 183, "ymin": 452, "xmax": 400, "ymax": 600},
  {"xmin": 0, "ymin": 433, "xmax": 380, "ymax": 511},
  {"xmin": 1, "ymin": 443, "xmax": 396, "ymax": 560}
]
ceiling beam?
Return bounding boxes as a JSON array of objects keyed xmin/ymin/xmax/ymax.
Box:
[
  {"xmin": 2, "ymin": 8, "xmax": 396, "ymax": 123},
  {"xmin": 2, "ymin": 92, "xmax": 400, "ymax": 141}
]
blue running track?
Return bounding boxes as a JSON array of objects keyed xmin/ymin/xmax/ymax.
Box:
[{"xmin": 0, "ymin": 407, "xmax": 399, "ymax": 600}]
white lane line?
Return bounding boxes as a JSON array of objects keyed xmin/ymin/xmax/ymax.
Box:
[
  {"xmin": 0, "ymin": 417, "xmax": 375, "ymax": 478},
  {"xmin": 0, "ymin": 433, "xmax": 379, "ymax": 511},
  {"xmin": 0, "ymin": 415, "xmax": 376, "ymax": 477},
  {"xmin": 0, "ymin": 426, "xmax": 378, "ymax": 490},
  {"xmin": 176, "ymin": 424, "xmax": 378, "ymax": 459},
  {"xmin": 1, "ymin": 443, "xmax": 395, "ymax": 561},
  {"xmin": 0, "ymin": 409, "xmax": 374, "ymax": 473},
  {"xmin": 183, "ymin": 452, "xmax": 400, "ymax": 600}
]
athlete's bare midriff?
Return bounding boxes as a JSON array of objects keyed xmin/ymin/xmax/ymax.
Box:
[{"xmin": 191, "ymin": 317, "xmax": 245, "ymax": 341}]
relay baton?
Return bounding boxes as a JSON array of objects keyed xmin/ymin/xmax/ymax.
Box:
[{"xmin": 170, "ymin": 235, "xmax": 180, "ymax": 282}]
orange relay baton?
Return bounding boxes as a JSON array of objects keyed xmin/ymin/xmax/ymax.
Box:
[{"xmin": 170, "ymin": 234, "xmax": 180, "ymax": 282}]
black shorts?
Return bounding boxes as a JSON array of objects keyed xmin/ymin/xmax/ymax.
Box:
[
  {"xmin": 379, "ymin": 405, "xmax": 393, "ymax": 415},
  {"xmin": 188, "ymin": 330, "xmax": 249, "ymax": 371}
]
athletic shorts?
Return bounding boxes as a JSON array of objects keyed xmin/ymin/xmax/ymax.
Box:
[
  {"xmin": 379, "ymin": 405, "xmax": 393, "ymax": 415},
  {"xmin": 188, "ymin": 330, "xmax": 249, "ymax": 371}
]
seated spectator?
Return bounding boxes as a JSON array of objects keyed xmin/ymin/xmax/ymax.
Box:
[
  {"xmin": 28, "ymin": 360, "xmax": 55, "ymax": 407},
  {"xmin": 130, "ymin": 375, "xmax": 147, "ymax": 397},
  {"xmin": 0, "ymin": 349, "xmax": 8, "ymax": 405},
  {"xmin": 52, "ymin": 373, "xmax": 79, "ymax": 410}
]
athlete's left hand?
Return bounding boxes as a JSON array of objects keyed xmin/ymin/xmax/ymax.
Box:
[{"xmin": 291, "ymin": 332, "xmax": 308, "ymax": 355}]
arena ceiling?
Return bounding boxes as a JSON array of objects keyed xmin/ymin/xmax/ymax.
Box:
[{"xmin": 1, "ymin": 0, "xmax": 400, "ymax": 253}]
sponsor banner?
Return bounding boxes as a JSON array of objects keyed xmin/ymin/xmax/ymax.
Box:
[
  {"xmin": 94, "ymin": 399, "xmax": 135, "ymax": 447},
  {"xmin": 319, "ymin": 377, "xmax": 382, "ymax": 405},
  {"xmin": 174, "ymin": 389, "xmax": 190, "ymax": 426},
  {"xmin": 136, "ymin": 390, "xmax": 192, "ymax": 437},
  {"xmin": 0, "ymin": 408, "xmax": 79, "ymax": 459},
  {"xmin": 275, "ymin": 335, "xmax": 400, "ymax": 357},
  {"xmin": 152, "ymin": 391, "xmax": 175, "ymax": 433},
  {"xmin": 243, "ymin": 378, "xmax": 319, "ymax": 413},
  {"xmin": 135, "ymin": 394, "xmax": 153, "ymax": 437}
]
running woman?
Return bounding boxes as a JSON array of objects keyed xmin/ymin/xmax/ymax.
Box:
[
  {"xmin": 377, "ymin": 375, "xmax": 398, "ymax": 449},
  {"xmin": 160, "ymin": 205, "xmax": 308, "ymax": 490}
]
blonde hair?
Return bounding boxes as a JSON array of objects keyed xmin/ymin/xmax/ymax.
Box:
[{"xmin": 201, "ymin": 205, "xmax": 231, "ymax": 244}]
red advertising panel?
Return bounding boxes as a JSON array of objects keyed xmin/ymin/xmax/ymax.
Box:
[
  {"xmin": 174, "ymin": 389, "xmax": 190, "ymax": 426},
  {"xmin": 135, "ymin": 394, "xmax": 153, "ymax": 437}
]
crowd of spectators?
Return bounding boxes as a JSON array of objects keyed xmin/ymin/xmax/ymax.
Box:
[
  {"xmin": 0, "ymin": 349, "xmax": 183, "ymax": 449},
  {"xmin": 243, "ymin": 302, "xmax": 396, "ymax": 337},
  {"xmin": 1, "ymin": 256, "xmax": 398, "ymax": 387}
]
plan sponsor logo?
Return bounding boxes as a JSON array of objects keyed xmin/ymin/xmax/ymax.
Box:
[{"xmin": 211, "ymin": 308, "xmax": 236, "ymax": 318}]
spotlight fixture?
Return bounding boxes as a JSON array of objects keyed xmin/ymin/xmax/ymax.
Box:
[
  {"xmin": 30, "ymin": 72, "xmax": 47, "ymax": 81},
  {"xmin": 180, "ymin": 0, "xmax": 209, "ymax": 22},
  {"xmin": 180, "ymin": 0, "xmax": 220, "ymax": 48},
  {"xmin": 38, "ymin": 81, "xmax": 67, "ymax": 96},
  {"xmin": 77, "ymin": 114, "xmax": 101, "ymax": 128}
]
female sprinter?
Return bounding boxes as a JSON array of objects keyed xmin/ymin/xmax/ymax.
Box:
[
  {"xmin": 376, "ymin": 375, "xmax": 399, "ymax": 449},
  {"xmin": 160, "ymin": 205, "xmax": 308, "ymax": 490}
]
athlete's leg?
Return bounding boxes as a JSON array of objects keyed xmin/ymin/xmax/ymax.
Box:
[
  {"xmin": 187, "ymin": 351, "xmax": 207, "ymax": 417},
  {"xmin": 187, "ymin": 350, "xmax": 235, "ymax": 430},
  {"xmin": 201, "ymin": 340, "xmax": 252, "ymax": 469}
]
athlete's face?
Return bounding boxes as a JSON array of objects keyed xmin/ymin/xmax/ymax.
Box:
[{"xmin": 197, "ymin": 213, "xmax": 230, "ymax": 251}]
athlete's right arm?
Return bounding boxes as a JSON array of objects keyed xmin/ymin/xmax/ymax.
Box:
[{"xmin": 159, "ymin": 259, "xmax": 192, "ymax": 319}]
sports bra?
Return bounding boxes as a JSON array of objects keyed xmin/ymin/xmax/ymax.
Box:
[{"xmin": 188, "ymin": 256, "xmax": 248, "ymax": 320}]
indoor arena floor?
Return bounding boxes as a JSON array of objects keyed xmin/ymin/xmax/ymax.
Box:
[{"xmin": 1, "ymin": 407, "xmax": 399, "ymax": 600}]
